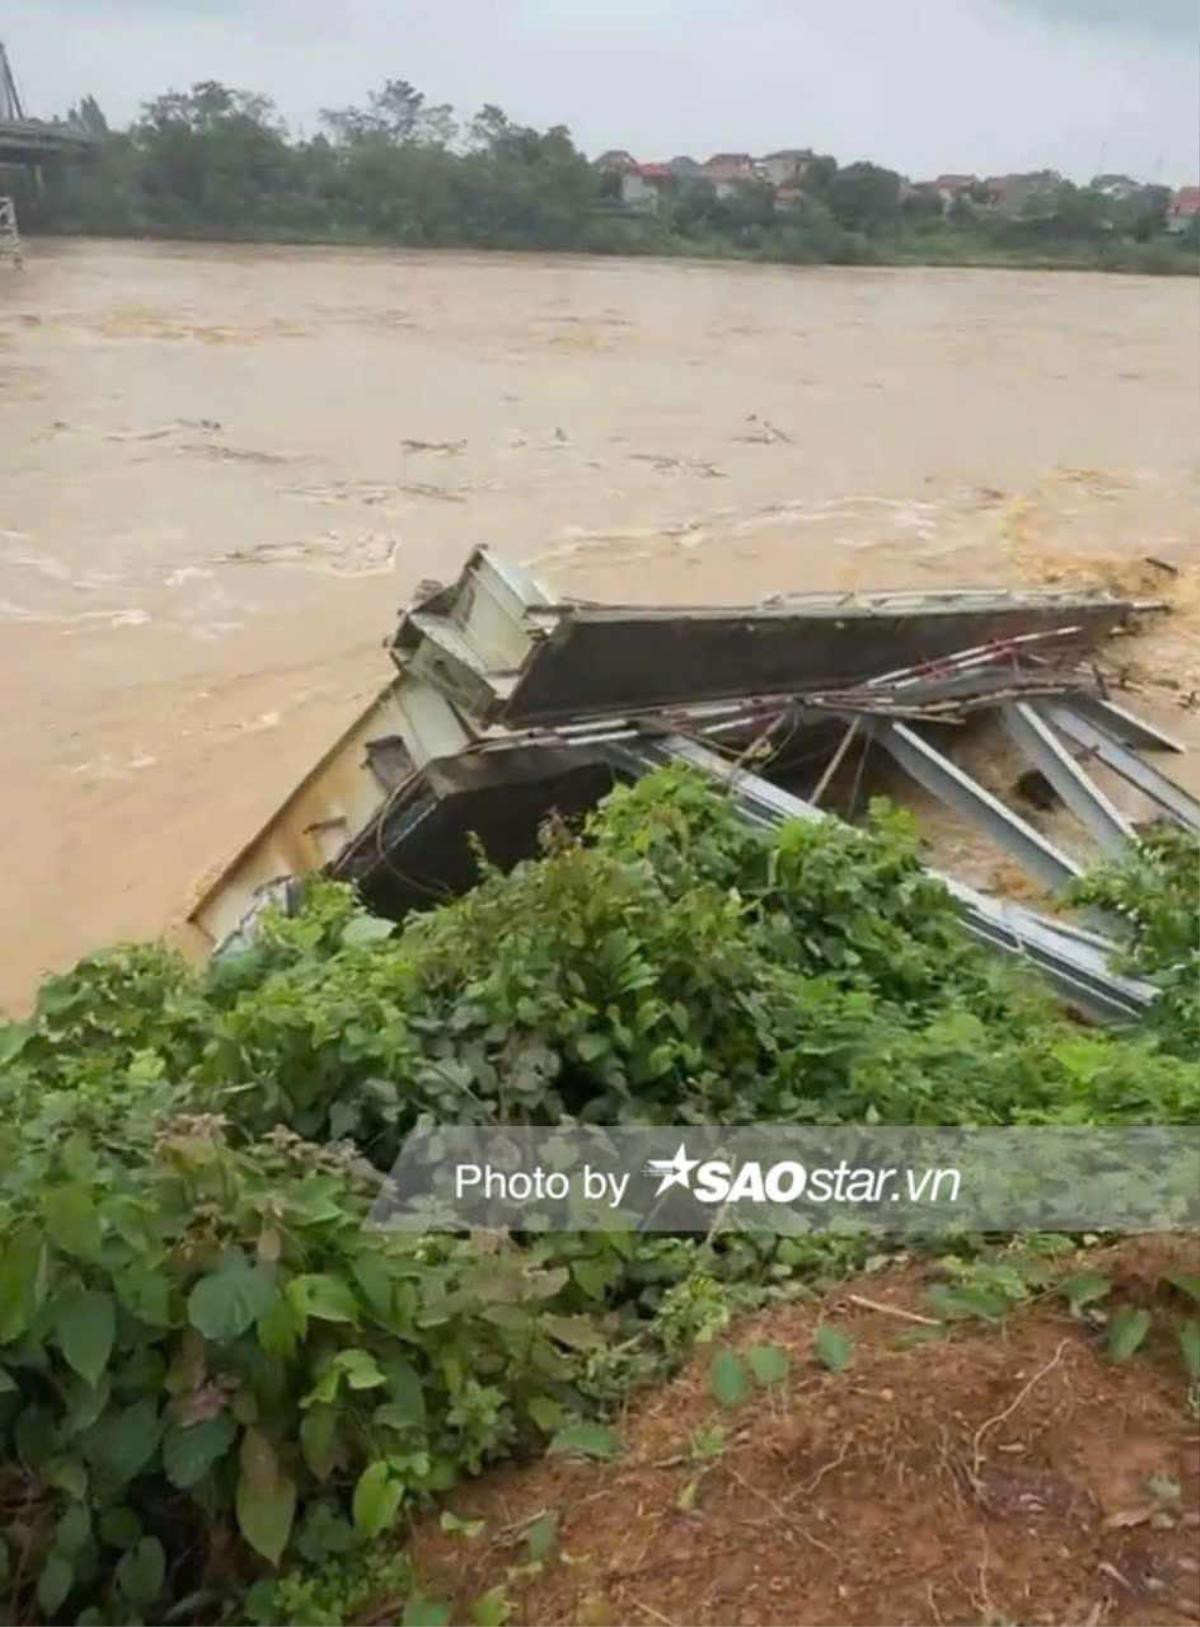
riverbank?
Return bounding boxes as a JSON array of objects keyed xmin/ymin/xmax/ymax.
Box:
[{"xmin": 24, "ymin": 218, "xmax": 1200, "ymax": 276}]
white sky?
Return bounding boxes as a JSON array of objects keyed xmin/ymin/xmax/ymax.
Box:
[{"xmin": 4, "ymin": 0, "xmax": 1198, "ymax": 184}]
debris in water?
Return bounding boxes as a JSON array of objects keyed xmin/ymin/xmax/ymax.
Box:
[{"xmin": 187, "ymin": 548, "xmax": 1191, "ymax": 1028}]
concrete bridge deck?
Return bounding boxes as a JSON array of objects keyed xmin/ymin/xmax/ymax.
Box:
[{"xmin": 0, "ymin": 118, "xmax": 96, "ymax": 166}]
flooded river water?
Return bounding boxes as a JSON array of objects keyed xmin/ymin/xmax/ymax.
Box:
[{"xmin": 2, "ymin": 238, "xmax": 1197, "ymax": 1010}]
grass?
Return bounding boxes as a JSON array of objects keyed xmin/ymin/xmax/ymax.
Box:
[{"xmin": 25, "ymin": 217, "xmax": 1200, "ymax": 276}]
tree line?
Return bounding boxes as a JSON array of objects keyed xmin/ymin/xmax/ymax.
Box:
[{"xmin": 13, "ymin": 79, "xmax": 1197, "ymax": 273}]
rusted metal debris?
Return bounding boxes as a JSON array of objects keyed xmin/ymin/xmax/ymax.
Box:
[{"xmin": 187, "ymin": 548, "xmax": 1191, "ymax": 1025}]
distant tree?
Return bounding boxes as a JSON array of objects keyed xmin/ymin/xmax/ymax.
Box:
[
  {"xmin": 827, "ymin": 161, "xmax": 902, "ymax": 233},
  {"xmin": 1005, "ymin": 171, "xmax": 1063, "ymax": 223},
  {"xmin": 902, "ymin": 184, "xmax": 945, "ymax": 225},
  {"xmin": 466, "ymin": 104, "xmax": 575, "ymax": 167},
  {"xmin": 947, "ymin": 183, "xmax": 994, "ymax": 224},
  {"xmin": 133, "ymin": 81, "xmax": 295, "ymax": 228},
  {"xmin": 1116, "ymin": 184, "xmax": 1171, "ymax": 241},
  {"xmin": 1090, "ymin": 173, "xmax": 1136, "ymax": 190},
  {"xmin": 668, "ymin": 177, "xmax": 720, "ymax": 235},
  {"xmin": 723, "ymin": 180, "xmax": 776, "ymax": 232},
  {"xmin": 140, "ymin": 81, "xmax": 280, "ymax": 135},
  {"xmin": 1043, "ymin": 181, "xmax": 1110, "ymax": 236},
  {"xmin": 468, "ymin": 104, "xmax": 514, "ymax": 154},
  {"xmin": 457, "ymin": 112, "xmax": 597, "ymax": 248},
  {"xmin": 321, "ymin": 79, "xmax": 456, "ymax": 148},
  {"xmin": 799, "ymin": 153, "xmax": 838, "ymax": 197}
]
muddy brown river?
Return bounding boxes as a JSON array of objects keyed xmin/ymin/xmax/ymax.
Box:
[{"xmin": 2, "ymin": 239, "xmax": 1197, "ymax": 1012}]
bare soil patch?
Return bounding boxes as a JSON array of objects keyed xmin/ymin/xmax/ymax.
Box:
[{"xmin": 403, "ymin": 1238, "xmax": 1200, "ymax": 1627}]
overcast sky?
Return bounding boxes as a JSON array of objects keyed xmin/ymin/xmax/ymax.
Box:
[{"xmin": 4, "ymin": 0, "xmax": 1197, "ymax": 183}]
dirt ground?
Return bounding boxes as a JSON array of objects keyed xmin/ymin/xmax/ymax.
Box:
[
  {"xmin": 2, "ymin": 240, "xmax": 1199, "ymax": 1010},
  {"xmin": 403, "ymin": 1238, "xmax": 1200, "ymax": 1627}
]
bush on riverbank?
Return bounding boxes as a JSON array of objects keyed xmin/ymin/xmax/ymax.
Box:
[{"xmin": 0, "ymin": 770, "xmax": 1196, "ymax": 1621}]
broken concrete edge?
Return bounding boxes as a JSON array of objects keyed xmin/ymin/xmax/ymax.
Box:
[
  {"xmin": 387, "ymin": 546, "xmax": 1151, "ymax": 729},
  {"xmin": 184, "ymin": 679, "xmax": 444, "ymax": 951}
]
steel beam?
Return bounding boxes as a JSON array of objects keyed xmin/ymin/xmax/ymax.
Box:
[
  {"xmin": 1041, "ymin": 703, "xmax": 1200, "ymax": 831},
  {"xmin": 1001, "ymin": 701, "xmax": 1135, "ymax": 852},
  {"xmin": 869, "ymin": 720, "xmax": 1082, "ymax": 891},
  {"xmin": 628, "ymin": 733, "xmax": 825, "ymax": 828},
  {"xmin": 604, "ymin": 733, "xmax": 1152, "ymax": 1024},
  {"xmin": 1068, "ymin": 694, "xmax": 1185, "ymax": 754}
]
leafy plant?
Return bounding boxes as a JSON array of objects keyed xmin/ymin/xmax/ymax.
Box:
[
  {"xmin": 404, "ymin": 1596, "xmax": 453, "ymax": 1627},
  {"xmin": 813, "ymin": 1325, "xmax": 854, "ymax": 1372},
  {"xmin": 0, "ymin": 1112, "xmax": 596, "ymax": 1620},
  {"xmin": 245, "ymin": 1549, "xmax": 414, "ymax": 1626},
  {"xmin": 1069, "ymin": 825, "xmax": 1200, "ymax": 1057},
  {"xmin": 709, "ymin": 1348, "xmax": 750, "ymax": 1408},
  {"xmin": 1107, "ymin": 1305, "xmax": 1153, "ymax": 1362},
  {"xmin": 1062, "ymin": 1272, "xmax": 1112, "ymax": 1316},
  {"xmin": 688, "ymin": 1422, "xmax": 727, "ymax": 1463},
  {"xmin": 925, "ymin": 1254, "xmax": 1037, "ymax": 1324},
  {"xmin": 546, "ymin": 1421, "xmax": 618, "ymax": 1460},
  {"xmin": 470, "ymin": 1584, "xmax": 512, "ymax": 1625},
  {"xmin": 746, "ymin": 1344, "xmax": 790, "ymax": 1386},
  {"xmin": 1, "ymin": 767, "xmax": 1196, "ymax": 1623},
  {"xmin": 439, "ymin": 1509, "xmax": 486, "ymax": 1540},
  {"xmin": 524, "ymin": 1511, "xmax": 558, "ymax": 1564}
]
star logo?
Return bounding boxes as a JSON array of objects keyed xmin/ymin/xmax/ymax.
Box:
[{"xmin": 646, "ymin": 1142, "xmax": 699, "ymax": 1196}]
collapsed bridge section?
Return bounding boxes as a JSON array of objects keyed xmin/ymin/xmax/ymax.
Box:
[{"xmin": 187, "ymin": 549, "xmax": 1193, "ymax": 1026}]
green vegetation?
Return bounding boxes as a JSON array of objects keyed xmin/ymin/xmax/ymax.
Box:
[
  {"xmin": 1070, "ymin": 823, "xmax": 1200, "ymax": 1051},
  {"xmin": 0, "ymin": 769, "xmax": 1196, "ymax": 1622},
  {"xmin": 923, "ymin": 1246, "xmax": 1200, "ymax": 1402},
  {"xmin": 19, "ymin": 79, "xmax": 1199, "ymax": 274}
]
